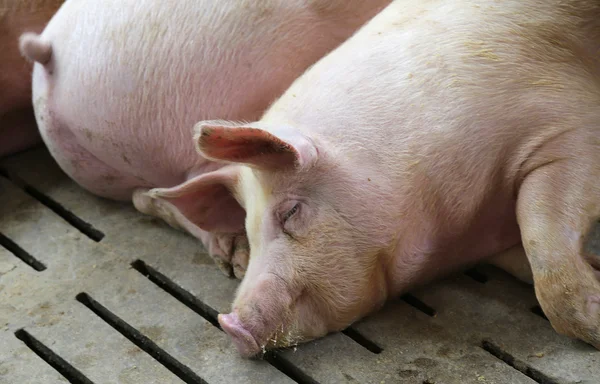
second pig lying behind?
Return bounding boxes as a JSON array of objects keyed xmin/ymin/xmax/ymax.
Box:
[
  {"xmin": 153, "ymin": 0, "xmax": 600, "ymax": 356},
  {"xmin": 20, "ymin": 0, "xmax": 392, "ymax": 278}
]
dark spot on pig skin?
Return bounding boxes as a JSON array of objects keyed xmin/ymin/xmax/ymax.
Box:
[
  {"xmin": 529, "ymin": 240, "xmax": 538, "ymax": 247},
  {"xmin": 83, "ymin": 130, "xmax": 93, "ymax": 142},
  {"xmin": 251, "ymin": 302, "xmax": 264, "ymax": 318},
  {"xmin": 121, "ymin": 153, "xmax": 132, "ymax": 165},
  {"xmin": 101, "ymin": 174, "xmax": 119, "ymax": 186}
]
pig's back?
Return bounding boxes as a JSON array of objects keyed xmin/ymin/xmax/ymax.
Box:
[{"xmin": 270, "ymin": 0, "xmax": 600, "ymax": 189}]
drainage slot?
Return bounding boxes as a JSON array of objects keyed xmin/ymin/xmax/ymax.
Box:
[
  {"xmin": 0, "ymin": 232, "xmax": 46, "ymax": 271},
  {"xmin": 341, "ymin": 327, "xmax": 383, "ymax": 354},
  {"xmin": 130, "ymin": 260, "xmax": 220, "ymax": 328},
  {"xmin": 75, "ymin": 292, "xmax": 207, "ymax": 384},
  {"xmin": 15, "ymin": 329, "xmax": 94, "ymax": 384},
  {"xmin": 464, "ymin": 268, "xmax": 488, "ymax": 283},
  {"xmin": 22, "ymin": 185, "xmax": 105, "ymax": 242},
  {"xmin": 401, "ymin": 294, "xmax": 437, "ymax": 317},
  {"xmin": 130, "ymin": 259, "xmax": 318, "ymax": 384},
  {"xmin": 530, "ymin": 305, "xmax": 549, "ymax": 321},
  {"xmin": 264, "ymin": 352, "xmax": 320, "ymax": 384},
  {"xmin": 480, "ymin": 340, "xmax": 558, "ymax": 384},
  {"xmin": 0, "ymin": 169, "xmax": 104, "ymax": 242}
]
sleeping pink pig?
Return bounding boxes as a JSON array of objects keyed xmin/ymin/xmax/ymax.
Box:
[
  {"xmin": 19, "ymin": 0, "xmax": 392, "ymax": 278},
  {"xmin": 0, "ymin": 0, "xmax": 63, "ymax": 157},
  {"xmin": 150, "ymin": 0, "xmax": 600, "ymax": 356}
]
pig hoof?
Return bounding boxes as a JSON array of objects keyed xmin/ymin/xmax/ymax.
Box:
[
  {"xmin": 232, "ymin": 235, "xmax": 249, "ymax": 279},
  {"xmin": 213, "ymin": 257, "xmax": 234, "ymax": 278},
  {"xmin": 218, "ymin": 313, "xmax": 261, "ymax": 358},
  {"xmin": 233, "ymin": 263, "xmax": 247, "ymax": 279},
  {"xmin": 208, "ymin": 233, "xmax": 250, "ymax": 280}
]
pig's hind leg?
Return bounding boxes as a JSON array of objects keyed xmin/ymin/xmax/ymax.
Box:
[{"xmin": 517, "ymin": 139, "xmax": 600, "ymax": 349}]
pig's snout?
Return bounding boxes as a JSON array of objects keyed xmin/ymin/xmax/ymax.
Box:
[{"xmin": 218, "ymin": 312, "xmax": 261, "ymax": 357}]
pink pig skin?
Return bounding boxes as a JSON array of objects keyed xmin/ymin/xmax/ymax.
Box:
[
  {"xmin": 20, "ymin": 0, "xmax": 392, "ymax": 278},
  {"xmin": 150, "ymin": 0, "xmax": 600, "ymax": 356},
  {"xmin": 0, "ymin": 0, "xmax": 63, "ymax": 158}
]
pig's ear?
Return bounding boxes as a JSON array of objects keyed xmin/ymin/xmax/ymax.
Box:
[
  {"xmin": 193, "ymin": 121, "xmax": 317, "ymax": 170},
  {"xmin": 139, "ymin": 165, "xmax": 245, "ymax": 234}
]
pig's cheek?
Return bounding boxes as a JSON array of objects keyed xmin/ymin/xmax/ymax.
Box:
[{"xmin": 290, "ymin": 293, "xmax": 325, "ymax": 338}]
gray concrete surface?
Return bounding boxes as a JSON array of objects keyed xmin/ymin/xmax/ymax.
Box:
[{"xmin": 0, "ymin": 147, "xmax": 598, "ymax": 384}]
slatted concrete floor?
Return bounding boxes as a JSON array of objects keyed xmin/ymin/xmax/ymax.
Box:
[{"xmin": 0, "ymin": 147, "xmax": 598, "ymax": 384}]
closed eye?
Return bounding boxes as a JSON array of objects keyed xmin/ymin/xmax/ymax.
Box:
[{"xmin": 282, "ymin": 203, "xmax": 300, "ymax": 223}]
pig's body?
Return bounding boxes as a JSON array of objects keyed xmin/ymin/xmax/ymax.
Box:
[
  {"xmin": 23, "ymin": 0, "xmax": 392, "ymax": 277},
  {"xmin": 159, "ymin": 0, "xmax": 600, "ymax": 356},
  {"xmin": 0, "ymin": 0, "xmax": 63, "ymax": 157}
]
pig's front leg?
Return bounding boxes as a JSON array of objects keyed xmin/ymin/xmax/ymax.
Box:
[
  {"xmin": 133, "ymin": 188, "xmax": 249, "ymax": 279},
  {"xmin": 517, "ymin": 153, "xmax": 600, "ymax": 349},
  {"xmin": 196, "ymin": 231, "xmax": 249, "ymax": 279}
]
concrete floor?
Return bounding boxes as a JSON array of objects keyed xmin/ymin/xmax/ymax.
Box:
[{"xmin": 0, "ymin": 147, "xmax": 598, "ymax": 384}]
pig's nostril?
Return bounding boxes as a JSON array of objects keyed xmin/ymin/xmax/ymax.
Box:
[{"xmin": 218, "ymin": 313, "xmax": 261, "ymax": 358}]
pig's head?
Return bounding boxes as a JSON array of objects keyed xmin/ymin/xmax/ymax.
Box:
[{"xmin": 151, "ymin": 120, "xmax": 394, "ymax": 357}]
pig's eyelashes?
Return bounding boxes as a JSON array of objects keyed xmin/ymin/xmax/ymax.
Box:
[
  {"xmin": 282, "ymin": 203, "xmax": 300, "ymax": 223},
  {"xmin": 280, "ymin": 201, "xmax": 303, "ymax": 237}
]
